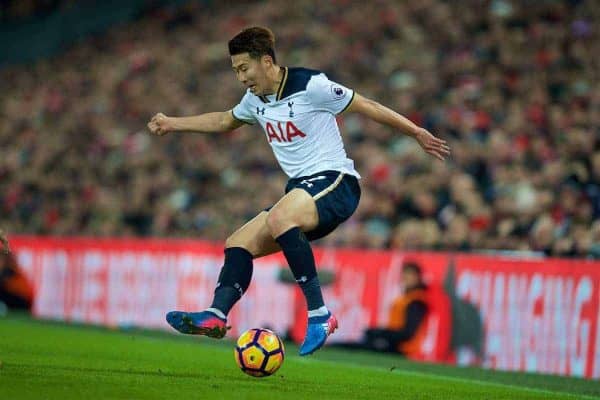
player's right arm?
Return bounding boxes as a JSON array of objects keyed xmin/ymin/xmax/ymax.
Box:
[{"xmin": 147, "ymin": 110, "xmax": 244, "ymax": 136}]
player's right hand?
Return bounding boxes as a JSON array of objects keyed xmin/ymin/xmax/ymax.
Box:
[{"xmin": 147, "ymin": 113, "xmax": 172, "ymax": 136}]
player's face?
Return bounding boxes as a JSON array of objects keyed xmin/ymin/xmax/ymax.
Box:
[{"xmin": 231, "ymin": 53, "xmax": 272, "ymax": 95}]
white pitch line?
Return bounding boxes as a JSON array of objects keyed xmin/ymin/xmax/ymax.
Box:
[
  {"xmin": 390, "ymin": 368, "xmax": 599, "ymax": 400},
  {"xmin": 294, "ymin": 356, "xmax": 599, "ymax": 400}
]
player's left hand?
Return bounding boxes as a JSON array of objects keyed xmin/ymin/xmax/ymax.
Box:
[
  {"xmin": 413, "ymin": 128, "xmax": 451, "ymax": 161},
  {"xmin": 0, "ymin": 228, "xmax": 10, "ymax": 254}
]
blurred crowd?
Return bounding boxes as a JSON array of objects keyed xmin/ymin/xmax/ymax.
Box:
[
  {"xmin": 1, "ymin": 0, "xmax": 62, "ymax": 21},
  {"xmin": 1, "ymin": 0, "xmax": 599, "ymax": 258}
]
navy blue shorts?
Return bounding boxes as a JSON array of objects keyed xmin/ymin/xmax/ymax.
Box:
[{"xmin": 267, "ymin": 170, "xmax": 361, "ymax": 241}]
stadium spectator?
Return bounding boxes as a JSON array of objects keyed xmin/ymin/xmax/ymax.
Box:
[
  {"xmin": 333, "ymin": 261, "xmax": 429, "ymax": 356},
  {"xmin": 364, "ymin": 261, "xmax": 429, "ymax": 355},
  {"xmin": 0, "ymin": 251, "xmax": 33, "ymax": 311}
]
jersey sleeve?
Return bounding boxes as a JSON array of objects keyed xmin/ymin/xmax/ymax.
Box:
[
  {"xmin": 231, "ymin": 91, "xmax": 257, "ymax": 125},
  {"xmin": 306, "ymin": 73, "xmax": 355, "ymax": 115}
]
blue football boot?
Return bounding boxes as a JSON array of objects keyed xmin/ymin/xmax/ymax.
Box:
[{"xmin": 299, "ymin": 312, "xmax": 338, "ymax": 356}]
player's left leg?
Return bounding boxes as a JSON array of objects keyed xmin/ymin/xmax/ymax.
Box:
[
  {"xmin": 266, "ymin": 188, "xmax": 322, "ymax": 311},
  {"xmin": 266, "ymin": 171, "xmax": 360, "ymax": 355},
  {"xmin": 266, "ymin": 188, "xmax": 337, "ymax": 356}
]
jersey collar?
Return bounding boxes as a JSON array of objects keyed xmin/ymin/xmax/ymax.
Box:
[
  {"xmin": 256, "ymin": 67, "xmax": 288, "ymax": 103},
  {"xmin": 275, "ymin": 67, "xmax": 288, "ymax": 101}
]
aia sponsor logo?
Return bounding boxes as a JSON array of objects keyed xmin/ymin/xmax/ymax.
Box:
[{"xmin": 265, "ymin": 121, "xmax": 306, "ymax": 143}]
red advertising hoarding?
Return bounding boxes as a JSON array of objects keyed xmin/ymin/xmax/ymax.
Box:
[{"xmin": 9, "ymin": 236, "xmax": 600, "ymax": 378}]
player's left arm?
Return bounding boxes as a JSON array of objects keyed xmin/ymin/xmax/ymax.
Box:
[{"xmin": 346, "ymin": 94, "xmax": 450, "ymax": 161}]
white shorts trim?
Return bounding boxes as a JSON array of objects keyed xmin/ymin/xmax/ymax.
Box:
[{"xmin": 313, "ymin": 172, "xmax": 345, "ymax": 201}]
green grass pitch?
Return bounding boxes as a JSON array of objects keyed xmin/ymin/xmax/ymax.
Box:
[{"xmin": 1, "ymin": 313, "xmax": 598, "ymax": 400}]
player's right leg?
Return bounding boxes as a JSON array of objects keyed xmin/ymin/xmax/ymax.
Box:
[{"xmin": 166, "ymin": 211, "xmax": 280, "ymax": 337}]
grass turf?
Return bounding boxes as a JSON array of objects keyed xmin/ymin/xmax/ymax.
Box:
[{"xmin": 0, "ymin": 313, "xmax": 598, "ymax": 400}]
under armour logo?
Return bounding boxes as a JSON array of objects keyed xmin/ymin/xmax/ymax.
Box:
[
  {"xmin": 287, "ymin": 101, "xmax": 294, "ymax": 118},
  {"xmin": 256, "ymin": 107, "xmax": 265, "ymax": 115}
]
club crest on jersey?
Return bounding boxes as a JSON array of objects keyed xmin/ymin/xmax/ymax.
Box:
[
  {"xmin": 265, "ymin": 121, "xmax": 306, "ymax": 143},
  {"xmin": 331, "ymin": 85, "xmax": 345, "ymax": 99},
  {"xmin": 288, "ymin": 101, "xmax": 294, "ymax": 118}
]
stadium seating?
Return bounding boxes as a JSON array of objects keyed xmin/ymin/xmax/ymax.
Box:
[{"xmin": 0, "ymin": 0, "xmax": 598, "ymax": 258}]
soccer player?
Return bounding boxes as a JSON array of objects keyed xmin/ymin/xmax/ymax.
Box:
[{"xmin": 147, "ymin": 27, "xmax": 450, "ymax": 355}]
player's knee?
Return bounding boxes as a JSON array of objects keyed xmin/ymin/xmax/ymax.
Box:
[
  {"xmin": 266, "ymin": 209, "xmax": 301, "ymax": 238},
  {"xmin": 265, "ymin": 209, "xmax": 291, "ymax": 238},
  {"xmin": 224, "ymin": 235, "xmax": 236, "ymax": 249},
  {"xmin": 226, "ymin": 234, "xmax": 265, "ymax": 257},
  {"xmin": 225, "ymin": 234, "xmax": 249, "ymax": 251}
]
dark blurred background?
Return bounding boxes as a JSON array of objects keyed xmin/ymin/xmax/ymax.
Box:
[{"xmin": 1, "ymin": 0, "xmax": 599, "ymax": 258}]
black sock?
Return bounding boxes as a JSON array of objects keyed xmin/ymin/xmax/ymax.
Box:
[
  {"xmin": 210, "ymin": 247, "xmax": 253, "ymax": 316},
  {"xmin": 275, "ymin": 227, "xmax": 325, "ymax": 311}
]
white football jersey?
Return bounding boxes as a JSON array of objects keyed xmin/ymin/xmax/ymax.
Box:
[{"xmin": 232, "ymin": 67, "xmax": 361, "ymax": 179}]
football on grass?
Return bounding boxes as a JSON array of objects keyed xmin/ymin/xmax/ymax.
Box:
[{"xmin": 234, "ymin": 328, "xmax": 285, "ymax": 377}]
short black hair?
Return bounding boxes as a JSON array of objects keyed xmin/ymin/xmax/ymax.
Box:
[{"xmin": 228, "ymin": 26, "xmax": 276, "ymax": 63}]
